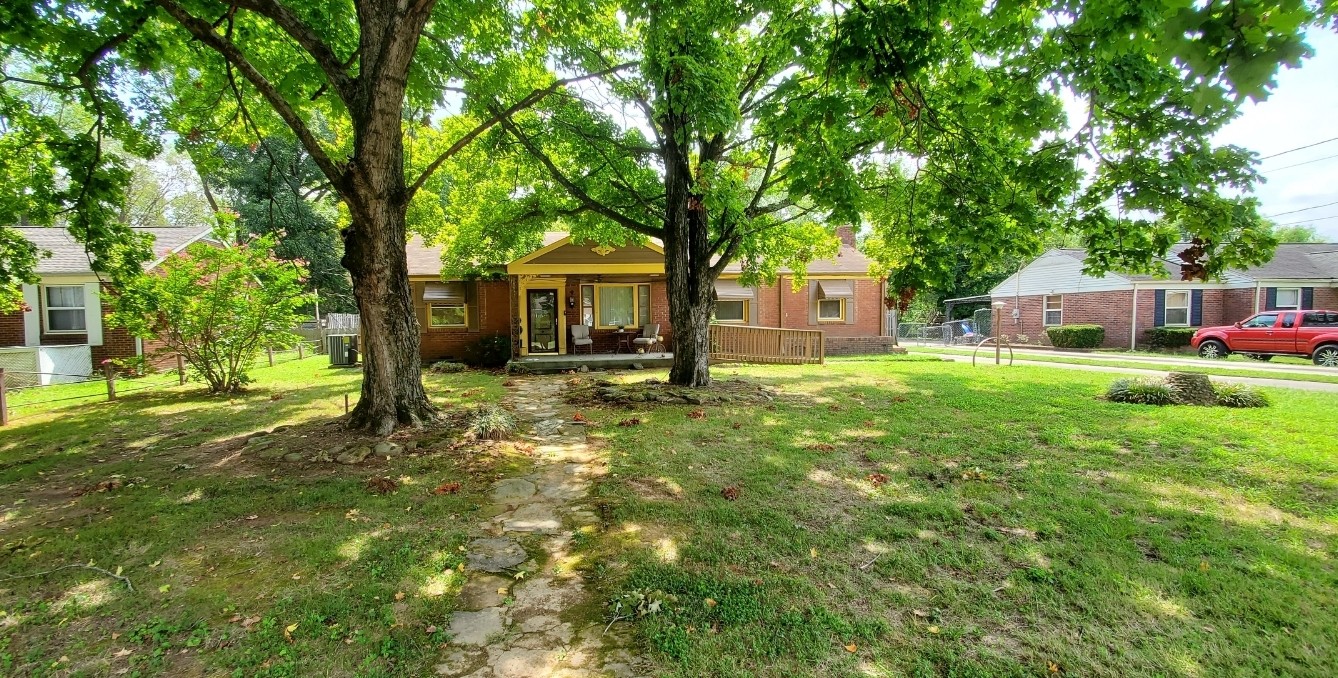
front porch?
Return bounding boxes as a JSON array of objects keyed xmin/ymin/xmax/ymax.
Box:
[{"xmin": 507, "ymin": 351, "xmax": 674, "ymax": 374}]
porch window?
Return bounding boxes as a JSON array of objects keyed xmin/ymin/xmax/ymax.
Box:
[
  {"xmin": 1275, "ymin": 287, "xmax": 1301, "ymax": 310},
  {"xmin": 593, "ymin": 283, "xmax": 651, "ymax": 328},
  {"xmin": 1043, "ymin": 295, "xmax": 1062, "ymax": 326},
  {"xmin": 1164, "ymin": 290, "xmax": 1190, "ymax": 326},
  {"xmin": 818, "ymin": 298, "xmax": 845, "ymax": 321},
  {"xmin": 43, "ymin": 285, "xmax": 86, "ymax": 333},
  {"xmin": 714, "ymin": 300, "xmax": 748, "ymax": 323},
  {"xmin": 580, "ymin": 285, "xmax": 595, "ymax": 326}
]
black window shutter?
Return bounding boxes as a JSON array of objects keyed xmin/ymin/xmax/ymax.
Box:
[
  {"xmin": 1265, "ymin": 287, "xmax": 1277, "ymax": 311},
  {"xmin": 1191, "ymin": 289, "xmax": 1203, "ymax": 326},
  {"xmin": 1302, "ymin": 287, "xmax": 1314, "ymax": 309},
  {"xmin": 1153, "ymin": 289, "xmax": 1165, "ymax": 326}
]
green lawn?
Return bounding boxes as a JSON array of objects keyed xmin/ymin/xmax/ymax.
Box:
[
  {"xmin": 908, "ymin": 347, "xmax": 1338, "ymax": 384},
  {"xmin": 575, "ymin": 356, "xmax": 1338, "ymax": 677},
  {"xmin": 0, "ymin": 356, "xmax": 511, "ymax": 677}
]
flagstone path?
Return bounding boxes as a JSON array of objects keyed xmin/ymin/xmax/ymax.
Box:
[{"xmin": 436, "ymin": 376, "xmax": 646, "ymax": 677}]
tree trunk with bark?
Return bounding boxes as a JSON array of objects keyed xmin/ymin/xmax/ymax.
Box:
[{"xmin": 662, "ymin": 109, "xmax": 716, "ymax": 387}]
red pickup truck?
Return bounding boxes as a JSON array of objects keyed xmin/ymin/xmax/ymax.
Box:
[{"xmin": 1191, "ymin": 310, "xmax": 1338, "ymax": 366}]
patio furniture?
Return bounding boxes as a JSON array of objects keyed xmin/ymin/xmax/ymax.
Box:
[
  {"xmin": 570, "ymin": 324, "xmax": 594, "ymax": 354},
  {"xmin": 632, "ymin": 323, "xmax": 661, "ymax": 353},
  {"xmin": 614, "ymin": 328, "xmax": 634, "ymax": 353}
]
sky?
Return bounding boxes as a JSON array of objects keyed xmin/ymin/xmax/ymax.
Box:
[{"xmin": 1215, "ymin": 28, "xmax": 1338, "ymax": 241}]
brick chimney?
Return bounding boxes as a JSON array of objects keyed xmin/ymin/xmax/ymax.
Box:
[{"xmin": 835, "ymin": 225, "xmax": 856, "ymax": 248}]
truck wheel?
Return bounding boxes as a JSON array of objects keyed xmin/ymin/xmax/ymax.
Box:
[
  {"xmin": 1244, "ymin": 353, "xmax": 1273, "ymax": 362},
  {"xmin": 1198, "ymin": 340, "xmax": 1228, "ymax": 360},
  {"xmin": 1314, "ymin": 345, "xmax": 1338, "ymax": 368}
]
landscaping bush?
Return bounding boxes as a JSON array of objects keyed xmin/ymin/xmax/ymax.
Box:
[
  {"xmin": 1214, "ymin": 383, "xmax": 1270, "ymax": 408},
  {"xmin": 429, "ymin": 361, "xmax": 467, "ymax": 374},
  {"xmin": 1106, "ymin": 378, "xmax": 1176, "ymax": 405},
  {"xmin": 463, "ymin": 334, "xmax": 512, "ymax": 368},
  {"xmin": 1045, "ymin": 324, "xmax": 1105, "ymax": 348},
  {"xmin": 1144, "ymin": 326, "xmax": 1198, "ymax": 349},
  {"xmin": 467, "ymin": 404, "xmax": 516, "ymax": 440}
]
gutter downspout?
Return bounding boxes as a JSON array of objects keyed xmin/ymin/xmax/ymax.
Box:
[
  {"xmin": 1129, "ymin": 283, "xmax": 1138, "ymax": 351},
  {"xmin": 1253, "ymin": 280, "xmax": 1261, "ymax": 314}
]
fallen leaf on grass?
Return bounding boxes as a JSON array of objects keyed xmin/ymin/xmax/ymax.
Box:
[
  {"xmin": 394, "ymin": 591, "xmax": 405, "ymax": 601},
  {"xmin": 158, "ymin": 584, "xmax": 170, "ymax": 593},
  {"xmin": 927, "ymin": 625, "xmax": 940, "ymax": 634},
  {"xmin": 844, "ymin": 643, "xmax": 858, "ymax": 653},
  {"xmin": 807, "ymin": 443, "xmax": 836, "ymax": 452},
  {"xmin": 496, "ymin": 587, "xmax": 509, "ymax": 596},
  {"xmin": 891, "ymin": 395, "xmax": 908, "ymax": 403},
  {"xmin": 867, "ymin": 473, "xmax": 889, "ymax": 487},
  {"xmin": 810, "ymin": 547, "xmax": 818, "ymax": 559},
  {"xmin": 241, "ymin": 616, "xmax": 261, "ymax": 629},
  {"xmin": 245, "ymin": 515, "xmax": 258, "ymax": 521},
  {"xmin": 502, "ymin": 380, "xmax": 516, "ymax": 387},
  {"xmin": 365, "ymin": 476, "xmax": 399, "ymax": 495},
  {"xmin": 425, "ymin": 625, "xmax": 437, "ymax": 634},
  {"xmin": 730, "ymin": 422, "xmax": 742, "ymax": 429},
  {"xmin": 432, "ymin": 482, "xmax": 462, "ymax": 495},
  {"xmin": 721, "ymin": 486, "xmax": 740, "ymax": 501},
  {"xmin": 284, "ymin": 622, "xmax": 299, "ymax": 642},
  {"xmin": 1048, "ymin": 661, "xmax": 1060, "ymax": 673},
  {"xmin": 704, "ymin": 598, "xmax": 717, "ymax": 608},
  {"xmin": 687, "ymin": 409, "xmax": 706, "ymax": 420},
  {"xmin": 113, "ymin": 649, "xmax": 133, "ymax": 658},
  {"xmin": 1199, "ymin": 560, "xmax": 1210, "ymax": 572},
  {"xmin": 618, "ymin": 418, "xmax": 642, "ymax": 427},
  {"xmin": 862, "ymin": 420, "xmax": 876, "ymax": 427},
  {"xmin": 572, "ymin": 412, "xmax": 588, "ymax": 422}
]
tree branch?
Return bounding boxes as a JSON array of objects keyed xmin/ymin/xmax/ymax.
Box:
[
  {"xmin": 494, "ymin": 112, "xmax": 661, "ymax": 238},
  {"xmin": 227, "ymin": 0, "xmax": 355, "ymax": 103},
  {"xmin": 404, "ymin": 63, "xmax": 638, "ymax": 201},
  {"xmin": 157, "ymin": 0, "xmax": 344, "ymax": 182}
]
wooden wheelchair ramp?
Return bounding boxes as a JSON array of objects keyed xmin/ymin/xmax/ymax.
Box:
[{"xmin": 709, "ymin": 324, "xmax": 824, "ymax": 365}]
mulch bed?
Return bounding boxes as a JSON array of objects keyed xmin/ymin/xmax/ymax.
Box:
[{"xmin": 565, "ymin": 377, "xmax": 780, "ymax": 407}]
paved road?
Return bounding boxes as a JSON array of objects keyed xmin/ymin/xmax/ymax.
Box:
[
  {"xmin": 913, "ymin": 345, "xmax": 1337, "ymax": 375},
  {"xmin": 929, "ymin": 352, "xmax": 1338, "ymax": 393}
]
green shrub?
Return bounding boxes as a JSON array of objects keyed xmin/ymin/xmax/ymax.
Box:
[
  {"xmin": 429, "ymin": 361, "xmax": 467, "ymax": 374},
  {"xmin": 1045, "ymin": 324, "xmax": 1105, "ymax": 349},
  {"xmin": 467, "ymin": 404, "xmax": 516, "ymax": 441},
  {"xmin": 1144, "ymin": 326, "xmax": 1198, "ymax": 349},
  {"xmin": 1214, "ymin": 383, "xmax": 1270, "ymax": 408},
  {"xmin": 1106, "ymin": 378, "xmax": 1176, "ymax": 405},
  {"xmin": 463, "ymin": 334, "xmax": 512, "ymax": 368}
]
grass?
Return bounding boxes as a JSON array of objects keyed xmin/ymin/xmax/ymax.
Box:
[
  {"xmin": 908, "ymin": 347, "xmax": 1338, "ymax": 384},
  {"xmin": 0, "ymin": 356, "xmax": 511, "ymax": 677},
  {"xmin": 573, "ymin": 356, "xmax": 1338, "ymax": 677}
]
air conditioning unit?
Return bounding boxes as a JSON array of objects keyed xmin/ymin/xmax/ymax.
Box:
[{"xmin": 327, "ymin": 335, "xmax": 359, "ymax": 366}]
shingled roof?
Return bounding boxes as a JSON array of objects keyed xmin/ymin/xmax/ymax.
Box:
[
  {"xmin": 17, "ymin": 226, "xmax": 218, "ymax": 275},
  {"xmin": 1053, "ymin": 244, "xmax": 1338, "ymax": 282}
]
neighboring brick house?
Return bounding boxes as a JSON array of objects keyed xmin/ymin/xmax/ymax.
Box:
[
  {"xmin": 406, "ymin": 227, "xmax": 894, "ymax": 362},
  {"xmin": 990, "ymin": 244, "xmax": 1338, "ymax": 350},
  {"xmin": 1, "ymin": 226, "xmax": 218, "ymax": 381}
]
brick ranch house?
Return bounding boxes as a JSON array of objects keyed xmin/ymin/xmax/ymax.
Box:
[
  {"xmin": 0, "ymin": 226, "xmax": 217, "ymax": 383},
  {"xmin": 406, "ymin": 228, "xmax": 896, "ymax": 362},
  {"xmin": 990, "ymin": 244, "xmax": 1338, "ymax": 350}
]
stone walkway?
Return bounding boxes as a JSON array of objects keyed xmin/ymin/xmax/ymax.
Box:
[{"xmin": 437, "ymin": 377, "xmax": 643, "ymax": 677}]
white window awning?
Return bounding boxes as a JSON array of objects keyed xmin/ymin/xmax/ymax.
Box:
[
  {"xmin": 815, "ymin": 279, "xmax": 854, "ymax": 299},
  {"xmin": 714, "ymin": 279, "xmax": 755, "ymax": 300},
  {"xmin": 424, "ymin": 281, "xmax": 467, "ymax": 303}
]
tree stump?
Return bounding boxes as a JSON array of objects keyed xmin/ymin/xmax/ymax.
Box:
[{"xmin": 1166, "ymin": 372, "xmax": 1215, "ymax": 406}]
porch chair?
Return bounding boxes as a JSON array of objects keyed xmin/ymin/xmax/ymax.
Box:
[
  {"xmin": 632, "ymin": 323, "xmax": 661, "ymax": 353},
  {"xmin": 570, "ymin": 324, "xmax": 594, "ymax": 354}
]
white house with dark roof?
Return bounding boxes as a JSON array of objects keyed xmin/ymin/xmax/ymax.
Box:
[{"xmin": 990, "ymin": 243, "xmax": 1338, "ymax": 349}]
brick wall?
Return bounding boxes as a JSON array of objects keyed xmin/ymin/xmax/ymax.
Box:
[
  {"xmin": 756, "ymin": 276, "xmax": 884, "ymax": 337},
  {"xmin": 417, "ymin": 280, "xmax": 511, "ymax": 362},
  {"xmin": 0, "ymin": 310, "xmax": 23, "ymax": 346}
]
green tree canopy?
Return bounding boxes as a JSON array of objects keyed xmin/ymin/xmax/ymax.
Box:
[{"xmin": 440, "ymin": 0, "xmax": 1331, "ymax": 385}]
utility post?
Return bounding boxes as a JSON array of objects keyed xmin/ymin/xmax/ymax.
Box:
[{"xmin": 992, "ymin": 301, "xmax": 1007, "ymax": 365}]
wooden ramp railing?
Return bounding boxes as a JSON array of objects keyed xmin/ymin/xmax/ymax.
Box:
[{"xmin": 709, "ymin": 324, "xmax": 825, "ymax": 365}]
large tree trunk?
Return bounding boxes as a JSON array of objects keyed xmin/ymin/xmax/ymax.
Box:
[
  {"xmin": 336, "ymin": 4, "xmax": 437, "ymax": 434},
  {"xmin": 662, "ymin": 114, "xmax": 715, "ymax": 387},
  {"xmin": 342, "ymin": 197, "xmax": 435, "ymax": 434}
]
